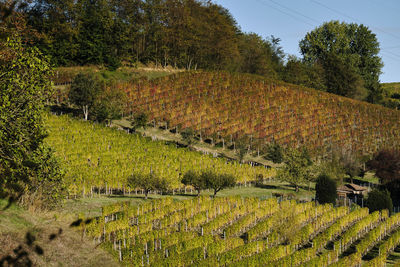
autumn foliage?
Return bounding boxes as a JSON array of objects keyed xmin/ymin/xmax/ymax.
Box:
[{"xmin": 121, "ymin": 71, "xmax": 400, "ymax": 156}]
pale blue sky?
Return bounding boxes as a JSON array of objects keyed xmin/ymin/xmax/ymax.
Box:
[{"xmin": 213, "ymin": 0, "xmax": 400, "ymax": 83}]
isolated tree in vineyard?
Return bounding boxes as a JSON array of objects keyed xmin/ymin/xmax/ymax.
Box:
[
  {"xmin": 278, "ymin": 148, "xmax": 313, "ymax": 192},
  {"xmin": 264, "ymin": 143, "xmax": 284, "ymax": 164},
  {"xmin": 69, "ymin": 73, "xmax": 103, "ymax": 120},
  {"xmin": 181, "ymin": 128, "xmax": 195, "ymax": 145},
  {"xmin": 181, "ymin": 170, "xmax": 206, "ymax": 196},
  {"xmin": 366, "ymin": 189, "xmax": 393, "ymax": 215},
  {"xmin": 131, "ymin": 112, "xmax": 148, "ymax": 130},
  {"xmin": 339, "ymin": 151, "xmax": 365, "ymax": 183},
  {"xmin": 202, "ymin": 171, "xmax": 236, "ymax": 197},
  {"xmin": 92, "ymin": 85, "xmax": 126, "ymax": 124},
  {"xmin": 128, "ymin": 172, "xmax": 168, "ymax": 199},
  {"xmin": 315, "ymin": 174, "xmax": 337, "ymax": 204}
]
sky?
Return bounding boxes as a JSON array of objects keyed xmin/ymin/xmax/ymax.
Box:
[{"xmin": 213, "ymin": 0, "xmax": 400, "ymax": 83}]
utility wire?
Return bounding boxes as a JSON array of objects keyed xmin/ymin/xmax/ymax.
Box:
[
  {"xmin": 381, "ymin": 51, "xmax": 400, "ymax": 61},
  {"xmin": 383, "ymin": 45, "xmax": 400, "ymax": 50},
  {"xmin": 267, "ymin": 0, "xmax": 320, "ymax": 24},
  {"xmin": 383, "ymin": 50, "xmax": 400, "ymax": 59},
  {"xmin": 251, "ymin": 0, "xmax": 400, "ymax": 64},
  {"xmin": 254, "ymin": 0, "xmax": 315, "ymax": 27},
  {"xmin": 310, "ymin": 0, "xmax": 400, "ymax": 41}
]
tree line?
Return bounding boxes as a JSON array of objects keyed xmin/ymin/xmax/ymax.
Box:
[
  {"xmin": 14, "ymin": 1, "xmax": 384, "ymax": 104},
  {"xmin": 18, "ymin": 0, "xmax": 282, "ymax": 75}
]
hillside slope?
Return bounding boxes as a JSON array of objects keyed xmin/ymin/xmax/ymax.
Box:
[
  {"xmin": 121, "ymin": 71, "xmax": 400, "ymax": 156},
  {"xmin": 45, "ymin": 115, "xmax": 274, "ymax": 196}
]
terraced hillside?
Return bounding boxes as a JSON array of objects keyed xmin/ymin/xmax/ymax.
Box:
[
  {"xmin": 120, "ymin": 71, "xmax": 400, "ymax": 156},
  {"xmin": 44, "ymin": 115, "xmax": 274, "ymax": 197},
  {"xmin": 80, "ymin": 196, "xmax": 400, "ymax": 266}
]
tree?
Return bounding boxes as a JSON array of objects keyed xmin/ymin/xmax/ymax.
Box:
[
  {"xmin": 235, "ymin": 137, "xmax": 248, "ymax": 163},
  {"xmin": 69, "ymin": 73, "xmax": 103, "ymax": 120},
  {"xmin": 310, "ymin": 154, "xmax": 345, "ymax": 185},
  {"xmin": 315, "ymin": 174, "xmax": 337, "ymax": 205},
  {"xmin": 339, "ymin": 150, "xmax": 365, "ymax": 183},
  {"xmin": 92, "ymin": 85, "xmax": 126, "ymax": 124},
  {"xmin": 22, "ymin": 0, "xmax": 79, "ymax": 66},
  {"xmin": 132, "ymin": 112, "xmax": 148, "ymax": 130},
  {"xmin": 236, "ymin": 33, "xmax": 283, "ymax": 78},
  {"xmin": 181, "ymin": 128, "xmax": 195, "ymax": 145},
  {"xmin": 299, "ymin": 21, "xmax": 383, "ymax": 102},
  {"xmin": 264, "ymin": 143, "xmax": 283, "ymax": 164},
  {"xmin": 277, "ymin": 148, "xmax": 313, "ymax": 192},
  {"xmin": 321, "ymin": 52, "xmax": 367, "ymax": 100},
  {"xmin": 181, "ymin": 170, "xmax": 205, "ymax": 196},
  {"xmin": 367, "ymin": 149, "xmax": 400, "ymax": 184},
  {"xmin": 19, "ymin": 145, "xmax": 66, "ymax": 208},
  {"xmin": 282, "ymin": 55, "xmax": 326, "ymax": 91},
  {"xmin": 367, "ymin": 149, "xmax": 400, "ymax": 205},
  {"xmin": 201, "ymin": 171, "xmax": 236, "ymax": 197},
  {"xmin": 366, "ymin": 189, "xmax": 393, "ymax": 215},
  {"xmin": 127, "ymin": 172, "xmax": 168, "ymax": 199},
  {"xmin": 0, "ymin": 36, "xmax": 65, "ymax": 208}
]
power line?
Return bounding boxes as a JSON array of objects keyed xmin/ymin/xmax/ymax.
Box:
[
  {"xmin": 383, "ymin": 45, "xmax": 400, "ymax": 50},
  {"xmin": 384, "ymin": 50, "xmax": 400, "ymax": 59},
  {"xmin": 267, "ymin": 0, "xmax": 320, "ymax": 24},
  {"xmin": 381, "ymin": 51, "xmax": 400, "ymax": 61},
  {"xmin": 310, "ymin": 0, "xmax": 400, "ymax": 42},
  {"xmin": 254, "ymin": 0, "xmax": 315, "ymax": 27}
]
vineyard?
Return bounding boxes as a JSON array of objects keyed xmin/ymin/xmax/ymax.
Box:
[
  {"xmin": 44, "ymin": 115, "xmax": 275, "ymax": 197},
  {"xmin": 79, "ymin": 196, "xmax": 400, "ymax": 266},
  {"xmin": 117, "ymin": 71, "xmax": 400, "ymax": 156}
]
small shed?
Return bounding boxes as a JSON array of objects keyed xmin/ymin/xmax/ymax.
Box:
[
  {"xmin": 337, "ymin": 183, "xmax": 368, "ymax": 206},
  {"xmin": 337, "ymin": 183, "xmax": 368, "ymax": 198}
]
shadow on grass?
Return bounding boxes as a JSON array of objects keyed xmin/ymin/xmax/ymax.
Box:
[
  {"xmin": 0, "ymin": 197, "xmax": 64, "ymax": 266},
  {"xmin": 255, "ymin": 184, "xmax": 278, "ymax": 189}
]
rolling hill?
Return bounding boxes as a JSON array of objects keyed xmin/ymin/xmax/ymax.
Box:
[{"xmin": 117, "ymin": 71, "xmax": 400, "ymax": 157}]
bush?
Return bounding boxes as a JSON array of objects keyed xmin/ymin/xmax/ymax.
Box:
[
  {"xmin": 264, "ymin": 143, "xmax": 283, "ymax": 163},
  {"xmin": 132, "ymin": 112, "xmax": 148, "ymax": 130},
  {"xmin": 181, "ymin": 128, "xmax": 195, "ymax": 145},
  {"xmin": 366, "ymin": 189, "xmax": 393, "ymax": 215},
  {"xmin": 315, "ymin": 174, "xmax": 337, "ymax": 204}
]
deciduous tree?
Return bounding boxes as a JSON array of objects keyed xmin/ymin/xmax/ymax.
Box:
[
  {"xmin": 367, "ymin": 149, "xmax": 400, "ymax": 205},
  {"xmin": 277, "ymin": 148, "xmax": 313, "ymax": 192},
  {"xmin": 201, "ymin": 170, "xmax": 236, "ymax": 197},
  {"xmin": 366, "ymin": 189, "xmax": 393, "ymax": 215},
  {"xmin": 299, "ymin": 21, "xmax": 383, "ymax": 102},
  {"xmin": 128, "ymin": 171, "xmax": 168, "ymax": 199},
  {"xmin": 0, "ymin": 36, "xmax": 65, "ymax": 207},
  {"xmin": 315, "ymin": 174, "xmax": 337, "ymax": 205},
  {"xmin": 181, "ymin": 170, "xmax": 205, "ymax": 196},
  {"xmin": 69, "ymin": 73, "xmax": 103, "ymax": 120}
]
